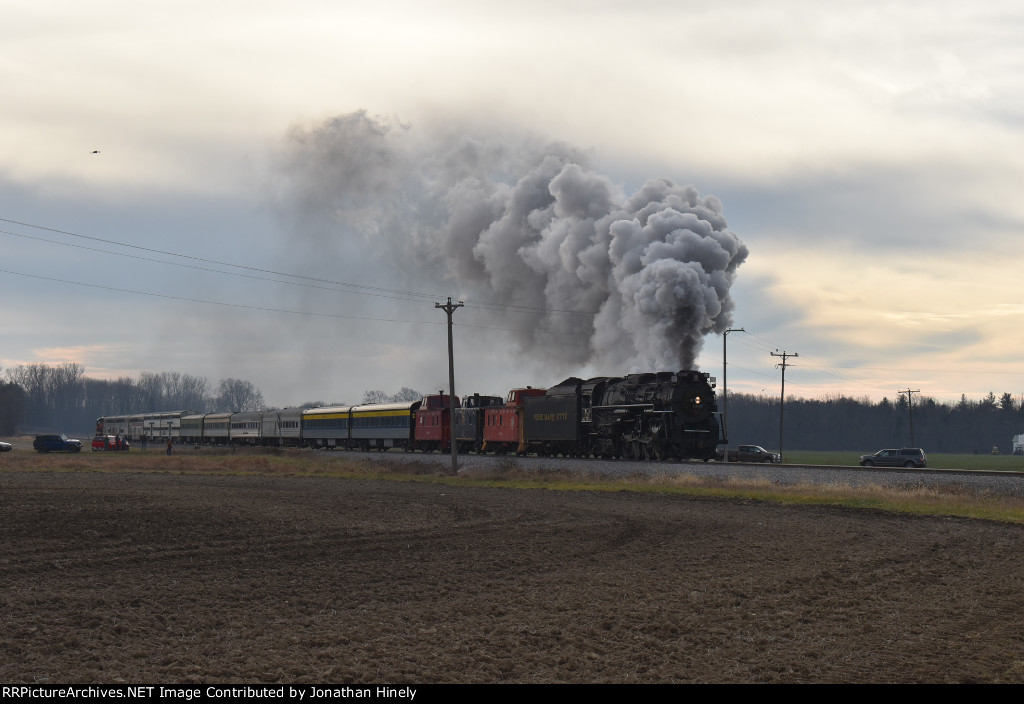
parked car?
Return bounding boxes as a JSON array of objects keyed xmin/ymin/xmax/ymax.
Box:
[
  {"xmin": 0, "ymin": 440, "xmax": 12, "ymax": 452},
  {"xmin": 717, "ymin": 444, "xmax": 781, "ymax": 462},
  {"xmin": 91, "ymin": 435, "xmax": 130, "ymax": 451},
  {"xmin": 859, "ymin": 448, "xmax": 927, "ymax": 468},
  {"xmin": 33, "ymin": 434, "xmax": 83, "ymax": 453}
]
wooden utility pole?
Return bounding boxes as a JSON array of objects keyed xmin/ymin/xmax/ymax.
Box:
[
  {"xmin": 722, "ymin": 327, "xmax": 745, "ymax": 443},
  {"xmin": 435, "ymin": 297, "xmax": 464, "ymax": 475},
  {"xmin": 770, "ymin": 350, "xmax": 798, "ymax": 463},
  {"xmin": 898, "ymin": 388, "xmax": 920, "ymax": 447}
]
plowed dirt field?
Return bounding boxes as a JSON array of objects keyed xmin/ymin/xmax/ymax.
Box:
[{"xmin": 2, "ymin": 470, "xmax": 1023, "ymax": 683}]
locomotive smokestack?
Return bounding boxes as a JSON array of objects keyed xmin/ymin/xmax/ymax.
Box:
[{"xmin": 279, "ymin": 111, "xmax": 748, "ymax": 371}]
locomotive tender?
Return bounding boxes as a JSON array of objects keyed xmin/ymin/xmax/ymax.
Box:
[{"xmin": 95, "ymin": 369, "xmax": 722, "ymax": 461}]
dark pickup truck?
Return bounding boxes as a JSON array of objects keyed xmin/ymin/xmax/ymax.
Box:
[
  {"xmin": 859, "ymin": 448, "xmax": 927, "ymax": 468},
  {"xmin": 717, "ymin": 444, "xmax": 781, "ymax": 463},
  {"xmin": 33, "ymin": 434, "xmax": 83, "ymax": 453}
]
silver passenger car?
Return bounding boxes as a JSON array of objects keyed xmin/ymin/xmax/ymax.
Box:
[
  {"xmin": 230, "ymin": 411, "xmax": 263, "ymax": 444},
  {"xmin": 260, "ymin": 408, "xmax": 303, "ymax": 446}
]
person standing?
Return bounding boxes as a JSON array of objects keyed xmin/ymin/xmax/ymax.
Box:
[{"xmin": 166, "ymin": 437, "xmax": 172, "ymax": 456}]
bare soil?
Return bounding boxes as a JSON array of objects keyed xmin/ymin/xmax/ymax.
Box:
[{"xmin": 2, "ymin": 470, "xmax": 1023, "ymax": 683}]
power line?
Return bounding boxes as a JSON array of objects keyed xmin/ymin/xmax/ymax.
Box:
[
  {"xmin": 0, "ymin": 268, "xmax": 591, "ymax": 336},
  {"xmin": 0, "ymin": 227, "xmax": 449, "ymax": 304},
  {"xmin": 898, "ymin": 388, "xmax": 921, "ymax": 446},
  {"xmin": 0, "ymin": 268, "xmax": 441, "ymax": 325},
  {"xmin": 770, "ymin": 349, "xmax": 798, "ymax": 462},
  {"xmin": 0, "ymin": 216, "xmax": 598, "ymax": 318}
]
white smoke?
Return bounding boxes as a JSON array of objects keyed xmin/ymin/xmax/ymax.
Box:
[{"xmin": 278, "ymin": 111, "xmax": 748, "ymax": 371}]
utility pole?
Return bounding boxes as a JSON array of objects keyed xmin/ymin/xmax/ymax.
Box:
[
  {"xmin": 435, "ymin": 297, "xmax": 464, "ymax": 475},
  {"xmin": 770, "ymin": 350, "xmax": 798, "ymax": 463},
  {"xmin": 722, "ymin": 327, "xmax": 745, "ymax": 443},
  {"xmin": 898, "ymin": 388, "xmax": 920, "ymax": 447}
]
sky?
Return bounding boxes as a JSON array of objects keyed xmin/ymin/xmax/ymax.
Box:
[{"xmin": 4, "ymin": 0, "xmax": 1024, "ymax": 409}]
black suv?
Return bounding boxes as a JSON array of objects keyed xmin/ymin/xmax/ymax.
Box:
[
  {"xmin": 33, "ymin": 434, "xmax": 83, "ymax": 453},
  {"xmin": 859, "ymin": 448, "xmax": 927, "ymax": 468}
]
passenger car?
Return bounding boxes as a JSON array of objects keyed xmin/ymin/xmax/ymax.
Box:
[
  {"xmin": 33, "ymin": 434, "xmax": 83, "ymax": 453},
  {"xmin": 0, "ymin": 440, "xmax": 12, "ymax": 452},
  {"xmin": 859, "ymin": 448, "xmax": 927, "ymax": 468}
]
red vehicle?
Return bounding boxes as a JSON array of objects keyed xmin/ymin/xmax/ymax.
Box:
[
  {"xmin": 92, "ymin": 435, "xmax": 130, "ymax": 451},
  {"xmin": 483, "ymin": 387, "xmax": 547, "ymax": 454},
  {"xmin": 413, "ymin": 393, "xmax": 460, "ymax": 452}
]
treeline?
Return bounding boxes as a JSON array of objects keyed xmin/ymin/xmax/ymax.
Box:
[
  {"xmin": 726, "ymin": 392, "xmax": 1024, "ymax": 454},
  {"xmin": 0, "ymin": 364, "xmax": 267, "ymax": 434}
]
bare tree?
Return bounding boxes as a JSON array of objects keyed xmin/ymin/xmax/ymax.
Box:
[
  {"xmin": 0, "ymin": 379, "xmax": 25, "ymax": 434},
  {"xmin": 161, "ymin": 372, "xmax": 209, "ymax": 411},
  {"xmin": 214, "ymin": 378, "xmax": 265, "ymax": 412},
  {"xmin": 5, "ymin": 363, "xmax": 86, "ymax": 429},
  {"xmin": 361, "ymin": 390, "xmax": 390, "ymax": 404},
  {"xmin": 362, "ymin": 388, "xmax": 423, "ymax": 404}
]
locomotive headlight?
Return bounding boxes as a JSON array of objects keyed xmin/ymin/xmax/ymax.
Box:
[{"xmin": 694, "ymin": 396, "xmax": 702, "ymax": 405}]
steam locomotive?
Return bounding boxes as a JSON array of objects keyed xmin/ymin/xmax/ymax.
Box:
[
  {"xmin": 519, "ymin": 370, "xmax": 720, "ymax": 461},
  {"xmin": 96, "ymin": 369, "xmax": 722, "ymax": 461}
]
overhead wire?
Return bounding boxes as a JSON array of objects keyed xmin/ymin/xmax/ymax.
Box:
[
  {"xmin": 724, "ymin": 331, "xmax": 909, "ymax": 398},
  {"xmin": 0, "ymin": 268, "xmax": 591, "ymax": 336},
  {"xmin": 0, "ymin": 216, "xmax": 598, "ymax": 317}
]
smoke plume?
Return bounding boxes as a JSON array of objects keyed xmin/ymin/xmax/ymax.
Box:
[{"xmin": 279, "ymin": 111, "xmax": 748, "ymax": 371}]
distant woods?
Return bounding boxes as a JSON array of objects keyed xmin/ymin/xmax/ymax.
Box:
[
  {"xmin": 726, "ymin": 391, "xmax": 1024, "ymax": 455},
  {"xmin": 0, "ymin": 364, "xmax": 267, "ymax": 433},
  {"xmin": 3, "ymin": 362, "xmax": 1024, "ymax": 453}
]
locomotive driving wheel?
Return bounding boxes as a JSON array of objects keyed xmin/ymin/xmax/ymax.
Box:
[
  {"xmin": 646, "ymin": 421, "xmax": 667, "ymax": 461},
  {"xmin": 620, "ymin": 442, "xmax": 637, "ymax": 460}
]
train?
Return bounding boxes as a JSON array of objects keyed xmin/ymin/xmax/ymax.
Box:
[{"xmin": 95, "ymin": 369, "xmax": 723, "ymax": 461}]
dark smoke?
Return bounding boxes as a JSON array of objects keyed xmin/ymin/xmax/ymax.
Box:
[{"xmin": 279, "ymin": 111, "xmax": 748, "ymax": 371}]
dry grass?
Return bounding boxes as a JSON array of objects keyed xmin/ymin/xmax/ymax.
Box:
[{"xmin": 4, "ymin": 443, "xmax": 1024, "ymax": 524}]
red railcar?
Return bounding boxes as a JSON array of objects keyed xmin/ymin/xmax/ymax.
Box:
[
  {"xmin": 482, "ymin": 387, "xmax": 547, "ymax": 454},
  {"xmin": 413, "ymin": 393, "xmax": 461, "ymax": 452}
]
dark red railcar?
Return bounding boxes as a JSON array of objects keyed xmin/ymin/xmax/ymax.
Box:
[
  {"xmin": 413, "ymin": 393, "xmax": 461, "ymax": 452},
  {"xmin": 482, "ymin": 387, "xmax": 547, "ymax": 454}
]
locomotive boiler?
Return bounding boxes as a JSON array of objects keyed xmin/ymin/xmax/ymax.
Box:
[{"xmin": 523, "ymin": 370, "xmax": 721, "ymax": 461}]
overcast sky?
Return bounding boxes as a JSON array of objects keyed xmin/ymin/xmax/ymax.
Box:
[{"xmin": 4, "ymin": 1, "xmax": 1024, "ymax": 408}]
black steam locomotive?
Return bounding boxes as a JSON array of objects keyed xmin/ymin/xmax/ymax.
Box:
[{"xmin": 522, "ymin": 370, "xmax": 721, "ymax": 461}]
